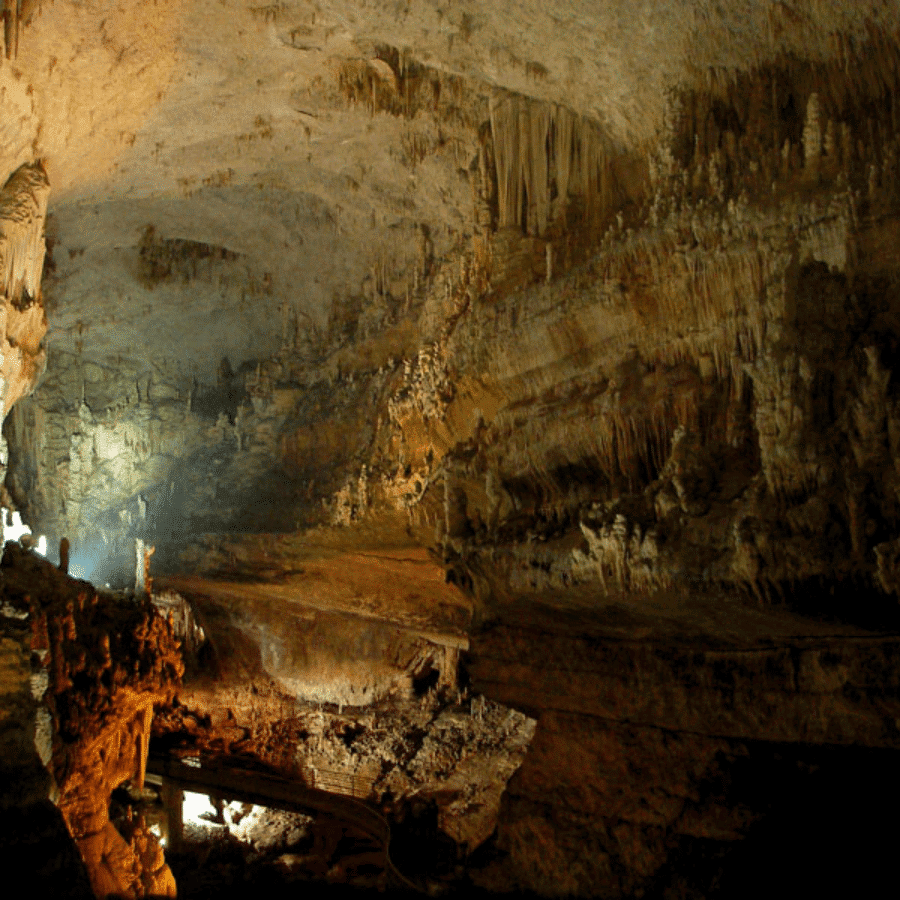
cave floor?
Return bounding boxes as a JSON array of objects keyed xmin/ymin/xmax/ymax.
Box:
[
  {"xmin": 157, "ymin": 544, "xmax": 471, "ymax": 642},
  {"xmin": 149, "ymin": 550, "xmax": 900, "ymax": 897}
]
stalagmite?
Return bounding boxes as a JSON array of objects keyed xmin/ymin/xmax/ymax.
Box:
[
  {"xmin": 135, "ymin": 539, "xmax": 148, "ymax": 597},
  {"xmin": 136, "ymin": 702, "xmax": 153, "ymax": 791}
]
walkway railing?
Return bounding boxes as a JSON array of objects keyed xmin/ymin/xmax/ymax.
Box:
[{"xmin": 147, "ymin": 753, "xmax": 420, "ymax": 892}]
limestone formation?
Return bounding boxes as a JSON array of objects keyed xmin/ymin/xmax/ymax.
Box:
[
  {"xmin": 0, "ymin": 161, "xmax": 48, "ymax": 515},
  {"xmin": 1, "ymin": 2, "xmax": 900, "ymax": 897},
  {"xmin": 1, "ymin": 542, "xmax": 182, "ymax": 897}
]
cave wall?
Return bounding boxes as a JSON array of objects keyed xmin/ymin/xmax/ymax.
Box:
[
  {"xmin": 4, "ymin": 3, "xmax": 900, "ymax": 897},
  {"xmin": 0, "ymin": 160, "xmax": 48, "ymax": 511},
  {"xmin": 466, "ymin": 604, "xmax": 900, "ymax": 896},
  {"xmin": 14, "ymin": 24, "xmax": 900, "ymax": 613}
]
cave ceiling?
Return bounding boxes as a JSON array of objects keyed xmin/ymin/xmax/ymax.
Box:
[
  {"xmin": 4, "ymin": 0, "xmax": 900, "ymax": 590},
  {"xmin": 3, "ymin": 0, "xmax": 893, "ymax": 376}
]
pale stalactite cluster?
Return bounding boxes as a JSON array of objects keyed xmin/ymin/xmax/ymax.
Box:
[
  {"xmin": 0, "ymin": 161, "xmax": 48, "ymax": 416},
  {"xmin": 0, "ymin": 160, "xmax": 49, "ymax": 305},
  {"xmin": 419, "ymin": 34, "xmax": 900, "ymax": 605},
  {"xmin": 489, "ymin": 93, "xmax": 612, "ymax": 236},
  {"xmin": 0, "ymin": 160, "xmax": 48, "ymax": 546}
]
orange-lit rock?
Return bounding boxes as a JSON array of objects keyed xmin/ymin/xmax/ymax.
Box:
[{"xmin": 1, "ymin": 543, "xmax": 182, "ymax": 899}]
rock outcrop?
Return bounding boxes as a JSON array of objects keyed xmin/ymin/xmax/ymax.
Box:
[
  {"xmin": 0, "ymin": 161, "xmax": 48, "ymax": 507},
  {"xmin": 467, "ymin": 600, "xmax": 900, "ymax": 896},
  {"xmin": 3, "ymin": 2, "xmax": 900, "ymax": 897},
  {"xmin": 0, "ymin": 543, "xmax": 182, "ymax": 898}
]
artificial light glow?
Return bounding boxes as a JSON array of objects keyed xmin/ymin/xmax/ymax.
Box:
[
  {"xmin": 181, "ymin": 789, "xmax": 265, "ymax": 840},
  {"xmin": 0, "ymin": 509, "xmax": 47, "ymax": 557},
  {"xmin": 182, "ymin": 791, "xmax": 218, "ymax": 828},
  {"xmin": 2, "ymin": 508, "xmax": 31, "ymax": 543}
]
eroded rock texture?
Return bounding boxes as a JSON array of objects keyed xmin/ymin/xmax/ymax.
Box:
[
  {"xmin": 151, "ymin": 560, "xmax": 534, "ymax": 872},
  {"xmin": 0, "ymin": 160, "xmax": 48, "ymax": 505},
  {"xmin": 1, "ymin": 543, "xmax": 182, "ymax": 898},
  {"xmin": 467, "ymin": 603, "xmax": 900, "ymax": 895},
  {"xmin": 9, "ymin": 22, "xmax": 900, "ymax": 613},
  {"xmin": 2, "ymin": 2, "xmax": 900, "ymax": 897}
]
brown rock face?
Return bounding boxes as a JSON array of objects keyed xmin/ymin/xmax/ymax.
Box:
[
  {"xmin": 0, "ymin": 161, "xmax": 48, "ymax": 504},
  {"xmin": 3, "ymin": 3, "xmax": 900, "ymax": 897},
  {"xmin": 1, "ymin": 543, "xmax": 182, "ymax": 899},
  {"xmin": 467, "ymin": 601, "xmax": 900, "ymax": 895}
]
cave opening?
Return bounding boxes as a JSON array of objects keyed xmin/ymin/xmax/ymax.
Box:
[{"xmin": 411, "ymin": 664, "xmax": 441, "ymax": 697}]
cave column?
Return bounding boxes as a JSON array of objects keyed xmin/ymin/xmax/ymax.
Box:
[
  {"xmin": 160, "ymin": 780, "xmax": 183, "ymax": 853},
  {"xmin": 136, "ymin": 700, "xmax": 154, "ymax": 791}
]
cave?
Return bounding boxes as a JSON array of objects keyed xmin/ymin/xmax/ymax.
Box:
[{"xmin": 3, "ymin": 2, "xmax": 900, "ymax": 898}]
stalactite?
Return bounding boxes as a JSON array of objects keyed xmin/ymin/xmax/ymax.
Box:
[
  {"xmin": 2, "ymin": 0, "xmax": 21, "ymax": 61},
  {"xmin": 525, "ymin": 102, "xmax": 551, "ymax": 235},
  {"xmin": 0, "ymin": 161, "xmax": 50, "ymax": 307},
  {"xmin": 489, "ymin": 94, "xmax": 612, "ymax": 236},
  {"xmin": 803, "ymin": 93, "xmax": 822, "ymax": 172},
  {"xmin": 553, "ymin": 107, "xmax": 575, "ymax": 222}
]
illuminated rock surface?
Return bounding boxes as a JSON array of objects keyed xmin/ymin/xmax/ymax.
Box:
[
  {"xmin": 2, "ymin": 1, "xmax": 900, "ymax": 897},
  {"xmin": 0, "ymin": 543, "xmax": 182, "ymax": 898}
]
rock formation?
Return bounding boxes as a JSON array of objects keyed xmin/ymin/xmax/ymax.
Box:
[
  {"xmin": 2, "ymin": 1, "xmax": 900, "ymax": 897},
  {"xmin": 0, "ymin": 542, "xmax": 182, "ymax": 897},
  {"xmin": 0, "ymin": 160, "xmax": 48, "ymax": 506}
]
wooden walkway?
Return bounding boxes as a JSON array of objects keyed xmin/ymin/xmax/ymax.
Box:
[{"xmin": 147, "ymin": 753, "xmax": 420, "ymax": 892}]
